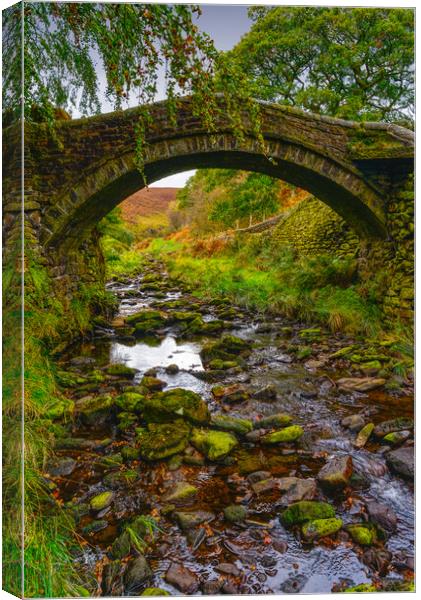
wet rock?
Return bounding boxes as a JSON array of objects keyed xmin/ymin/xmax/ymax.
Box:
[
  {"xmin": 278, "ymin": 477, "xmax": 317, "ymax": 505},
  {"xmin": 106, "ymin": 363, "xmax": 138, "ymax": 378},
  {"xmin": 212, "ymin": 384, "xmax": 250, "ymax": 404},
  {"xmin": 141, "ymin": 588, "xmax": 170, "ymax": 596},
  {"xmin": 104, "ymin": 469, "xmax": 138, "ymax": 489},
  {"xmin": 345, "ymin": 524, "xmax": 376, "ymax": 545},
  {"xmin": 162, "ymin": 481, "xmax": 198, "ymax": 503},
  {"xmin": 141, "ymin": 376, "xmax": 166, "ymax": 392},
  {"xmin": 126, "ymin": 310, "xmax": 167, "ymax": 334},
  {"xmin": 90, "ymin": 491, "xmax": 114, "ymax": 512},
  {"xmin": 223, "ymin": 504, "xmax": 247, "ymax": 523},
  {"xmin": 211, "ymin": 414, "xmax": 253, "ymax": 435},
  {"xmin": 302, "ymin": 517, "xmax": 343, "ymax": 540},
  {"xmin": 81, "ymin": 519, "xmax": 108, "ymax": 535},
  {"xmin": 111, "ymin": 531, "xmax": 131, "ymax": 559},
  {"xmin": 280, "ymin": 574, "xmax": 307, "ymax": 593},
  {"xmin": 382, "ymin": 430, "xmax": 411, "ymax": 446},
  {"xmin": 216, "ymin": 563, "xmax": 241, "ymax": 577},
  {"xmin": 165, "ymin": 562, "xmax": 199, "ymax": 594},
  {"xmin": 202, "ymin": 579, "xmax": 224, "ymax": 595},
  {"xmin": 142, "ymin": 388, "xmax": 210, "ymax": 425},
  {"xmin": 124, "ymin": 556, "xmax": 153, "ymax": 592},
  {"xmin": 183, "ymin": 446, "xmax": 205, "ymax": 466},
  {"xmin": 341, "ymin": 414, "xmax": 366, "ymax": 432},
  {"xmin": 336, "ymin": 377, "xmax": 386, "ymax": 392},
  {"xmin": 247, "ymin": 470, "xmax": 271, "ymax": 484},
  {"xmin": 374, "ymin": 417, "xmax": 414, "ymax": 438},
  {"xmin": 317, "ymin": 455, "xmax": 353, "ymax": 489},
  {"xmin": 244, "ymin": 430, "xmax": 266, "ymax": 443},
  {"xmin": 221, "ymin": 580, "xmax": 239, "ymax": 594},
  {"xmin": 165, "ymin": 363, "xmax": 180, "ymax": 375},
  {"xmin": 251, "ymin": 478, "xmax": 278, "ymax": 494},
  {"xmin": 254, "ymin": 413, "xmax": 293, "ymax": 429},
  {"xmin": 262, "ymin": 425, "xmax": 304, "ymax": 444},
  {"xmin": 386, "ymin": 446, "xmax": 414, "ymax": 479},
  {"xmin": 392, "ymin": 551, "xmax": 414, "ymax": 572},
  {"xmin": 366, "ymin": 502, "xmax": 397, "ymax": 533},
  {"xmin": 272, "ymin": 540, "xmax": 288, "ymax": 553},
  {"xmin": 252, "ymin": 385, "xmax": 277, "ymax": 400},
  {"xmin": 281, "ymin": 501, "xmax": 335, "ymax": 526},
  {"xmin": 45, "ymin": 457, "xmax": 76, "ymax": 477},
  {"xmin": 354, "ymin": 423, "xmax": 374, "ymax": 448},
  {"xmin": 191, "ymin": 428, "xmax": 238, "ymax": 461},
  {"xmin": 74, "ymin": 394, "xmax": 115, "ymax": 426},
  {"xmin": 138, "ymin": 421, "xmax": 190, "ymax": 460},
  {"xmin": 174, "ymin": 510, "xmax": 215, "ymax": 530},
  {"xmin": 362, "ymin": 548, "xmax": 392, "ymax": 575},
  {"xmin": 305, "ymin": 359, "xmax": 327, "ymax": 370},
  {"xmin": 186, "ymin": 527, "xmax": 207, "ymax": 551},
  {"xmin": 200, "ymin": 335, "xmax": 251, "ymax": 365}
]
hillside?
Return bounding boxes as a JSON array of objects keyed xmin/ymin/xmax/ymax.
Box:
[{"xmin": 119, "ymin": 187, "xmax": 178, "ymax": 224}]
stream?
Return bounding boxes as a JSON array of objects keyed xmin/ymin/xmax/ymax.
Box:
[{"xmin": 49, "ymin": 256, "xmax": 414, "ymax": 595}]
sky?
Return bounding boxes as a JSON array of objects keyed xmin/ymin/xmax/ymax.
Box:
[{"xmin": 150, "ymin": 4, "xmax": 252, "ymax": 188}]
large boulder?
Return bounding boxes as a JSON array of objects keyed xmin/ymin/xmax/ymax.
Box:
[
  {"xmin": 138, "ymin": 421, "xmax": 191, "ymax": 460},
  {"xmin": 141, "ymin": 388, "xmax": 210, "ymax": 425},
  {"xmin": 190, "ymin": 428, "xmax": 238, "ymax": 461},
  {"xmin": 74, "ymin": 395, "xmax": 115, "ymax": 426}
]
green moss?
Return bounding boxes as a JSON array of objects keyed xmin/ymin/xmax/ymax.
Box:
[
  {"xmin": 191, "ymin": 428, "xmax": 238, "ymax": 460},
  {"xmin": 141, "ymin": 588, "xmax": 171, "ymax": 596},
  {"xmin": 282, "ymin": 501, "xmax": 336, "ymax": 526},
  {"xmin": 138, "ymin": 421, "xmax": 191, "ymax": 461},
  {"xmin": 115, "ymin": 392, "xmax": 145, "ymax": 412},
  {"xmin": 346, "ymin": 524, "xmax": 376, "ymax": 546},
  {"xmin": 211, "ymin": 414, "xmax": 253, "ymax": 435},
  {"xmin": 223, "ymin": 504, "xmax": 247, "ymax": 523},
  {"xmin": 301, "ymin": 517, "xmax": 343, "ymax": 540},
  {"xmin": 262, "ymin": 425, "xmax": 304, "ymax": 444},
  {"xmin": 90, "ymin": 491, "xmax": 114, "ymax": 512},
  {"xmin": 141, "ymin": 388, "xmax": 210, "ymax": 425},
  {"xmin": 106, "ymin": 364, "xmax": 138, "ymax": 378}
]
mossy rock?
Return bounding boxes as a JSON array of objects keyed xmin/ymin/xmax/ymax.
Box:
[
  {"xmin": 44, "ymin": 398, "xmax": 74, "ymax": 420},
  {"xmin": 298, "ymin": 328, "xmax": 322, "ymax": 340},
  {"xmin": 126, "ymin": 310, "xmax": 166, "ymax": 327},
  {"xmin": 162, "ymin": 482, "xmax": 198, "ymax": 502},
  {"xmin": 191, "ymin": 428, "xmax": 238, "ymax": 461},
  {"xmin": 56, "ymin": 370, "xmax": 87, "ymax": 388},
  {"xmin": 200, "ymin": 335, "xmax": 251, "ymax": 364},
  {"xmin": 99, "ymin": 453, "xmax": 123, "ymax": 468},
  {"xmin": 254, "ymin": 413, "xmax": 293, "ymax": 429},
  {"xmin": 90, "ymin": 491, "xmax": 114, "ymax": 512},
  {"xmin": 104, "ymin": 470, "xmax": 139, "ymax": 489},
  {"xmin": 121, "ymin": 446, "xmax": 141, "ymax": 461},
  {"xmin": 117, "ymin": 412, "xmax": 138, "ymax": 430},
  {"xmin": 223, "ymin": 504, "xmax": 247, "ymax": 523},
  {"xmin": 208, "ymin": 359, "xmax": 239, "ymax": 370},
  {"xmin": 82, "ymin": 519, "xmax": 108, "ymax": 535},
  {"xmin": 282, "ymin": 501, "xmax": 335, "ymax": 526},
  {"xmin": 346, "ymin": 524, "xmax": 376, "ymax": 546},
  {"xmin": 141, "ymin": 588, "xmax": 171, "ymax": 596},
  {"xmin": 75, "ymin": 395, "xmax": 115, "ymax": 425},
  {"xmin": 138, "ymin": 421, "xmax": 191, "ymax": 461},
  {"xmin": 211, "ymin": 414, "xmax": 253, "ymax": 435},
  {"xmin": 262, "ymin": 425, "xmax": 304, "ymax": 444},
  {"xmin": 106, "ymin": 364, "xmax": 138, "ymax": 378},
  {"xmin": 301, "ymin": 517, "xmax": 343, "ymax": 540},
  {"xmin": 343, "ymin": 583, "xmax": 378, "ymax": 593},
  {"xmin": 115, "ymin": 392, "xmax": 145, "ymax": 412},
  {"xmin": 170, "ymin": 311, "xmax": 202, "ymax": 323},
  {"xmin": 141, "ymin": 376, "xmax": 166, "ymax": 391},
  {"xmin": 329, "ymin": 346, "xmax": 356, "ymax": 359},
  {"xmin": 141, "ymin": 388, "xmax": 210, "ymax": 425}
]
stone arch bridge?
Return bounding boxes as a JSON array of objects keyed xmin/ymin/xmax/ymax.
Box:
[{"xmin": 3, "ymin": 96, "xmax": 414, "ymax": 318}]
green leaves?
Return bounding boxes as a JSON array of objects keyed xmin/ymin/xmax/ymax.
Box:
[{"xmin": 230, "ymin": 6, "xmax": 414, "ymax": 122}]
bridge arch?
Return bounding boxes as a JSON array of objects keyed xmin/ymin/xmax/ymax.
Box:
[{"xmin": 18, "ymin": 97, "xmax": 412, "ymax": 251}]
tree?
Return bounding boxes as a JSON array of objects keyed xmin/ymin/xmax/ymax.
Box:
[{"xmin": 229, "ymin": 6, "xmax": 414, "ymax": 122}]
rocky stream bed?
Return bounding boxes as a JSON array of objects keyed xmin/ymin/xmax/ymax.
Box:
[{"xmin": 46, "ymin": 257, "xmax": 414, "ymax": 595}]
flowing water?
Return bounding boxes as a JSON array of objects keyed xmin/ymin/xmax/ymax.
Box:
[{"xmin": 52, "ymin": 258, "xmax": 414, "ymax": 595}]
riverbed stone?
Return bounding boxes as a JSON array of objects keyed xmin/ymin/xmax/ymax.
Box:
[
  {"xmin": 104, "ymin": 469, "xmax": 139, "ymax": 489},
  {"xmin": 223, "ymin": 504, "xmax": 247, "ymax": 523},
  {"xmin": 211, "ymin": 384, "xmax": 249, "ymax": 403},
  {"xmin": 317, "ymin": 455, "xmax": 353, "ymax": 489},
  {"xmin": 141, "ymin": 588, "xmax": 171, "ymax": 596},
  {"xmin": 301, "ymin": 517, "xmax": 343, "ymax": 540},
  {"xmin": 354, "ymin": 423, "xmax": 374, "ymax": 448},
  {"xmin": 106, "ymin": 363, "xmax": 138, "ymax": 378},
  {"xmin": 211, "ymin": 414, "xmax": 253, "ymax": 435},
  {"xmin": 165, "ymin": 562, "xmax": 198, "ymax": 594},
  {"xmin": 373, "ymin": 417, "xmax": 414, "ymax": 438},
  {"xmin": 336, "ymin": 377, "xmax": 386, "ymax": 392},
  {"xmin": 278, "ymin": 477, "xmax": 317, "ymax": 505},
  {"xmin": 346, "ymin": 524, "xmax": 376, "ymax": 546},
  {"xmin": 254, "ymin": 413, "xmax": 293, "ymax": 429},
  {"xmin": 385, "ymin": 446, "xmax": 414, "ymax": 479},
  {"xmin": 341, "ymin": 414, "xmax": 365, "ymax": 432},
  {"xmin": 45, "ymin": 457, "xmax": 76, "ymax": 478},
  {"xmin": 200, "ymin": 335, "xmax": 251, "ymax": 365},
  {"xmin": 141, "ymin": 388, "xmax": 210, "ymax": 425},
  {"xmin": 282, "ymin": 501, "xmax": 335, "ymax": 526},
  {"xmin": 366, "ymin": 502, "xmax": 397, "ymax": 533},
  {"xmin": 115, "ymin": 392, "xmax": 145, "ymax": 412},
  {"xmin": 141, "ymin": 376, "xmax": 166, "ymax": 391},
  {"xmin": 124, "ymin": 556, "xmax": 153, "ymax": 592},
  {"xmin": 191, "ymin": 428, "xmax": 238, "ymax": 461},
  {"xmin": 138, "ymin": 421, "xmax": 190, "ymax": 460},
  {"xmin": 90, "ymin": 491, "xmax": 114, "ymax": 512},
  {"xmin": 162, "ymin": 482, "xmax": 198, "ymax": 503},
  {"xmin": 262, "ymin": 425, "xmax": 304, "ymax": 444},
  {"xmin": 174, "ymin": 510, "xmax": 215, "ymax": 530},
  {"xmin": 252, "ymin": 385, "xmax": 277, "ymax": 400},
  {"xmin": 74, "ymin": 394, "xmax": 115, "ymax": 426},
  {"xmin": 382, "ymin": 430, "xmax": 411, "ymax": 446}
]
